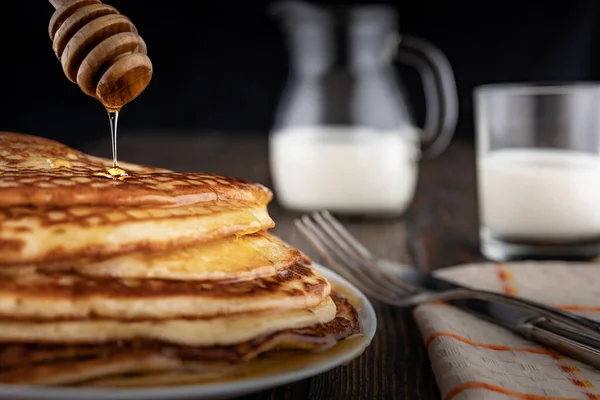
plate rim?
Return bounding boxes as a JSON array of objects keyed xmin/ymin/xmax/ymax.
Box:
[{"xmin": 0, "ymin": 263, "xmax": 376, "ymax": 400}]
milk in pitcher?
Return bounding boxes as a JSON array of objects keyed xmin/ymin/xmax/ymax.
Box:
[{"xmin": 269, "ymin": 126, "xmax": 420, "ymax": 215}]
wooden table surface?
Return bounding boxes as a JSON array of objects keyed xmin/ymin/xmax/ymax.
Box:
[{"xmin": 83, "ymin": 132, "xmax": 488, "ymax": 400}]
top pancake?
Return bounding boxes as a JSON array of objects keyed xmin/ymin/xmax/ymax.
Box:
[{"xmin": 0, "ymin": 132, "xmax": 272, "ymax": 207}]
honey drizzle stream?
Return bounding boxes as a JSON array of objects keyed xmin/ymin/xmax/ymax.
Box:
[
  {"xmin": 108, "ymin": 108, "xmax": 119, "ymax": 168},
  {"xmin": 93, "ymin": 107, "xmax": 130, "ymax": 179}
]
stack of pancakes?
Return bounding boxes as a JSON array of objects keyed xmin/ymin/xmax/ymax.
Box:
[{"xmin": 0, "ymin": 132, "xmax": 361, "ymax": 386}]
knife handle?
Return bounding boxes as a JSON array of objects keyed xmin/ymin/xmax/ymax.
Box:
[{"xmin": 514, "ymin": 318, "xmax": 600, "ymax": 369}]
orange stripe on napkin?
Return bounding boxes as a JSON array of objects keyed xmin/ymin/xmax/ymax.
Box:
[
  {"xmin": 444, "ymin": 381, "xmax": 579, "ymax": 400},
  {"xmin": 496, "ymin": 263, "xmax": 519, "ymax": 295},
  {"xmin": 556, "ymin": 305, "xmax": 600, "ymax": 313},
  {"xmin": 493, "ymin": 263, "xmax": 600, "ymax": 397},
  {"xmin": 549, "ymin": 353, "xmax": 600, "ymax": 399},
  {"xmin": 425, "ymin": 331, "xmax": 551, "ymax": 354}
]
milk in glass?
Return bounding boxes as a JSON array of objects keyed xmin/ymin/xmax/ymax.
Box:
[{"xmin": 478, "ymin": 148, "xmax": 600, "ymax": 242}]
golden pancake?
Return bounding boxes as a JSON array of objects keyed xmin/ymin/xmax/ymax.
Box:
[
  {"xmin": 0, "ymin": 132, "xmax": 272, "ymax": 208},
  {"xmin": 0, "ymin": 132, "xmax": 369, "ymax": 389},
  {"xmin": 0, "ymin": 296, "xmax": 335, "ymax": 347},
  {"xmin": 0, "ymin": 263, "xmax": 330, "ymax": 319},
  {"xmin": 50, "ymin": 232, "xmax": 302, "ymax": 281},
  {"xmin": 0, "ymin": 293, "xmax": 359, "ymax": 385},
  {"xmin": 0, "ymin": 351, "xmax": 180, "ymax": 386},
  {"xmin": 0, "ymin": 202, "xmax": 273, "ymax": 265},
  {"xmin": 87, "ymin": 333, "xmax": 370, "ymax": 388}
]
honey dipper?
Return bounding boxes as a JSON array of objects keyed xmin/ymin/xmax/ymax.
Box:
[{"xmin": 48, "ymin": 0, "xmax": 152, "ymax": 110}]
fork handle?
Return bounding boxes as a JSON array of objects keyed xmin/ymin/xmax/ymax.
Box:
[{"xmin": 513, "ymin": 318, "xmax": 600, "ymax": 369}]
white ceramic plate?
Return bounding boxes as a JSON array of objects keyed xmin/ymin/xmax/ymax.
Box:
[{"xmin": 0, "ymin": 263, "xmax": 377, "ymax": 400}]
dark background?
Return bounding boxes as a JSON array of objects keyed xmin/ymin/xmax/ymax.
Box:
[{"xmin": 0, "ymin": 0, "xmax": 599, "ymax": 149}]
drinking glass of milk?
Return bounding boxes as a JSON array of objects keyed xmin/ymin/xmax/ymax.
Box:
[
  {"xmin": 475, "ymin": 83, "xmax": 600, "ymax": 260},
  {"xmin": 268, "ymin": 1, "xmax": 458, "ymax": 216}
]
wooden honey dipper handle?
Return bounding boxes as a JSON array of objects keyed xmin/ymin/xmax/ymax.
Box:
[{"xmin": 48, "ymin": 0, "xmax": 152, "ymax": 110}]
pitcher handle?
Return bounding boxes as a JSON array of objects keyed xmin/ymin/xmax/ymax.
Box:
[{"xmin": 395, "ymin": 35, "xmax": 459, "ymax": 160}]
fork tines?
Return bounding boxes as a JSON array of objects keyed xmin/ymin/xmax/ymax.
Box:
[{"xmin": 294, "ymin": 211, "xmax": 419, "ymax": 304}]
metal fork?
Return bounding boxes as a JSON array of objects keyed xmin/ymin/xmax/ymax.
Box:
[{"xmin": 294, "ymin": 210, "xmax": 600, "ymax": 340}]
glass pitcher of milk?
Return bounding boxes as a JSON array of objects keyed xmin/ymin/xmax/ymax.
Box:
[{"xmin": 268, "ymin": 1, "xmax": 458, "ymax": 216}]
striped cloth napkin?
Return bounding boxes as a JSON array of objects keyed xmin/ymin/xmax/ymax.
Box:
[{"xmin": 413, "ymin": 261, "xmax": 600, "ymax": 400}]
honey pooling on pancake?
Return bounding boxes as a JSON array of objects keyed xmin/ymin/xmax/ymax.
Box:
[
  {"xmin": 93, "ymin": 167, "xmax": 131, "ymax": 180},
  {"xmin": 107, "ymin": 167, "xmax": 129, "ymax": 177},
  {"xmin": 46, "ymin": 159, "xmax": 72, "ymax": 169}
]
